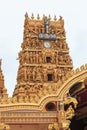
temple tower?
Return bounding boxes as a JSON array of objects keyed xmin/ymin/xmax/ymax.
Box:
[
  {"xmin": 0, "ymin": 59, "xmax": 8, "ymax": 98},
  {"xmin": 0, "ymin": 14, "xmax": 79, "ymax": 130},
  {"xmin": 13, "ymin": 13, "xmax": 73, "ymax": 102}
]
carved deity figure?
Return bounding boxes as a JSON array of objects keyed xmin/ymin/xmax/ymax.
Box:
[
  {"xmin": 26, "ymin": 68, "xmax": 31, "ymax": 81},
  {"xmin": 36, "ymin": 52, "xmax": 39, "ymax": 63},
  {"xmin": 35, "ymin": 68, "xmax": 42, "ymax": 81},
  {"xmin": 32, "ymin": 54, "xmax": 36, "ymax": 63},
  {"xmin": 18, "ymin": 52, "xmax": 24, "ymax": 65},
  {"xmin": 66, "ymin": 105, "xmax": 75, "ymax": 119},
  {"xmin": 62, "ymin": 120, "xmax": 71, "ymax": 130},
  {"xmin": 24, "ymin": 51, "xmax": 29, "ymax": 64},
  {"xmin": 43, "ymin": 68, "xmax": 47, "ymax": 81},
  {"xmin": 44, "ymin": 17, "xmax": 50, "ymax": 34},
  {"xmin": 30, "ymin": 52, "xmax": 33, "ymax": 63},
  {"xmin": 32, "ymin": 40, "xmax": 36, "ymax": 48},
  {"xmin": 58, "ymin": 55, "xmax": 65, "ymax": 65},
  {"xmin": 57, "ymin": 68, "xmax": 62, "ymax": 79},
  {"xmin": 12, "ymin": 97, "xmax": 17, "ymax": 103},
  {"xmin": 64, "ymin": 97, "xmax": 78, "ymax": 110},
  {"xmin": 38, "ymin": 52, "xmax": 43, "ymax": 63},
  {"xmin": 33, "ymin": 67, "xmax": 37, "ymax": 80},
  {"xmin": 62, "ymin": 40, "xmax": 68, "ymax": 50},
  {"xmin": 25, "ymin": 95, "xmax": 29, "ymax": 102},
  {"xmin": 54, "ymin": 69, "xmax": 58, "ymax": 82},
  {"xmin": 48, "ymin": 123, "xmax": 59, "ymax": 130},
  {"xmin": 53, "ymin": 123, "xmax": 59, "ymax": 130}
]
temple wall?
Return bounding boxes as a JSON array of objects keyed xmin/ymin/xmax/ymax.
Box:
[{"xmin": 10, "ymin": 124, "xmax": 48, "ymax": 130}]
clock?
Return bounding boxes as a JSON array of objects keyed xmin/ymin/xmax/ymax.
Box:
[{"xmin": 44, "ymin": 41, "xmax": 51, "ymax": 48}]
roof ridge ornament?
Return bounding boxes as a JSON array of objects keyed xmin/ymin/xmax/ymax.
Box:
[
  {"xmin": 31, "ymin": 13, "xmax": 34, "ymax": 19},
  {"xmin": 54, "ymin": 15, "xmax": 57, "ymax": 21},
  {"xmin": 37, "ymin": 14, "xmax": 40, "ymax": 20},
  {"xmin": 25, "ymin": 12, "xmax": 28, "ymax": 18}
]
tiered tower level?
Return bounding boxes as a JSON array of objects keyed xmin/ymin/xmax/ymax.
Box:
[{"xmin": 13, "ymin": 13, "xmax": 73, "ymax": 101}]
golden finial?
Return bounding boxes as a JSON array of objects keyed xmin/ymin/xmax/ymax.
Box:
[
  {"xmin": 42, "ymin": 14, "xmax": 45, "ymax": 20},
  {"xmin": 25, "ymin": 12, "xmax": 28, "ymax": 18},
  {"xmin": 59, "ymin": 16, "xmax": 63, "ymax": 20},
  {"xmin": 31, "ymin": 13, "xmax": 34, "ymax": 19},
  {"xmin": 54, "ymin": 15, "xmax": 57, "ymax": 21},
  {"xmin": 48, "ymin": 14, "xmax": 51, "ymax": 20},
  {"xmin": 37, "ymin": 14, "xmax": 40, "ymax": 20}
]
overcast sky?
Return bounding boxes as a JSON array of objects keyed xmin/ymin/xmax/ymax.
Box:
[{"xmin": 0, "ymin": 0, "xmax": 87, "ymax": 96}]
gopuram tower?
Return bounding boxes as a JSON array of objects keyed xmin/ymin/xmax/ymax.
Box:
[
  {"xmin": 0, "ymin": 13, "xmax": 78, "ymax": 130},
  {"xmin": 13, "ymin": 13, "xmax": 73, "ymax": 101},
  {"xmin": 0, "ymin": 59, "xmax": 8, "ymax": 98}
]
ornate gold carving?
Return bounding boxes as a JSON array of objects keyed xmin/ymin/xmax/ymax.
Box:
[
  {"xmin": 47, "ymin": 96, "xmax": 77, "ymax": 130},
  {"xmin": 48, "ymin": 123, "xmax": 59, "ymax": 130},
  {"xmin": 0, "ymin": 123, "xmax": 10, "ymax": 130}
]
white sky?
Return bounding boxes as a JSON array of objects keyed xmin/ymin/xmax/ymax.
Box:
[{"xmin": 0, "ymin": 0, "xmax": 87, "ymax": 96}]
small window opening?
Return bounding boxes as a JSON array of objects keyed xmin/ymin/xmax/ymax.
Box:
[
  {"xmin": 46, "ymin": 57, "xmax": 51, "ymax": 63},
  {"xmin": 40, "ymin": 29, "xmax": 42, "ymax": 33},
  {"xmin": 47, "ymin": 74, "xmax": 53, "ymax": 81}
]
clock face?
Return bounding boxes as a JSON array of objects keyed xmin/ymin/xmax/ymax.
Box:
[{"xmin": 44, "ymin": 41, "xmax": 51, "ymax": 48}]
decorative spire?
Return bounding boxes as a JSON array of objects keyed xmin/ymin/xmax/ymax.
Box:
[
  {"xmin": 25, "ymin": 12, "xmax": 28, "ymax": 18},
  {"xmin": 0, "ymin": 58, "xmax": 8, "ymax": 98},
  {"xmin": 0, "ymin": 59, "xmax": 4, "ymax": 81},
  {"xmin": 37, "ymin": 14, "xmax": 40, "ymax": 20},
  {"xmin": 48, "ymin": 14, "xmax": 51, "ymax": 20},
  {"xmin": 54, "ymin": 15, "xmax": 57, "ymax": 21},
  {"xmin": 42, "ymin": 14, "xmax": 45, "ymax": 20},
  {"xmin": 59, "ymin": 16, "xmax": 64, "ymax": 28},
  {"xmin": 31, "ymin": 13, "xmax": 34, "ymax": 19}
]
